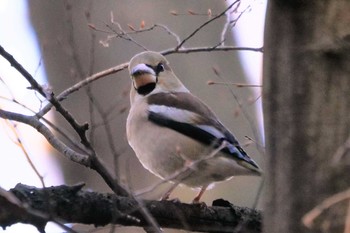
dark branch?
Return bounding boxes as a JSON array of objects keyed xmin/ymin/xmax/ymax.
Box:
[
  {"xmin": 0, "ymin": 184, "xmax": 262, "ymax": 233},
  {"xmin": 0, "ymin": 45, "xmax": 129, "ymax": 197},
  {"xmin": 0, "ymin": 45, "xmax": 46, "ymax": 97},
  {"xmin": 0, "ymin": 44, "xmax": 90, "ymax": 147},
  {"xmin": 0, "ymin": 109, "xmax": 129, "ymax": 197}
]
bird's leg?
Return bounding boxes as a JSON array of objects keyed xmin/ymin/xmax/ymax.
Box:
[
  {"xmin": 192, "ymin": 185, "xmax": 208, "ymax": 204},
  {"xmin": 161, "ymin": 180, "xmax": 180, "ymax": 201}
]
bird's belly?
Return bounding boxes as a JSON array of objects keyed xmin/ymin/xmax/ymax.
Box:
[
  {"xmin": 127, "ymin": 118, "xmax": 242, "ymax": 187},
  {"xmin": 128, "ymin": 121, "xmax": 199, "ymax": 177}
]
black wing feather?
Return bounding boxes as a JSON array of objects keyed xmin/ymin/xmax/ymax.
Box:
[{"xmin": 148, "ymin": 111, "xmax": 253, "ymax": 164}]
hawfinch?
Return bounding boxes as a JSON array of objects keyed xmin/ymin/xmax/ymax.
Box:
[{"xmin": 126, "ymin": 51, "xmax": 262, "ymax": 203}]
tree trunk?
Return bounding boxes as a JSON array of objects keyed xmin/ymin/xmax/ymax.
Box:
[{"xmin": 263, "ymin": 1, "xmax": 350, "ymax": 233}]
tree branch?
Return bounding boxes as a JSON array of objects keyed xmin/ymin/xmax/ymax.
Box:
[
  {"xmin": 33, "ymin": 44, "xmax": 262, "ymax": 120},
  {"xmin": 0, "ymin": 45, "xmax": 90, "ymax": 147},
  {"xmin": 0, "ymin": 46, "xmax": 129, "ymax": 197},
  {"xmin": 162, "ymin": 45, "xmax": 263, "ymax": 56},
  {"xmin": 35, "ymin": 62, "xmax": 129, "ymax": 118},
  {"xmin": 0, "ymin": 109, "xmax": 129, "ymax": 197},
  {"xmin": 174, "ymin": 0, "xmax": 240, "ymax": 50},
  {"xmin": 0, "ymin": 109, "xmax": 90, "ymax": 165},
  {"xmin": 0, "ymin": 184, "xmax": 262, "ymax": 233}
]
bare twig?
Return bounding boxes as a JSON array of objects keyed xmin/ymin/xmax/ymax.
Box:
[
  {"xmin": 207, "ymin": 80, "xmax": 262, "ymax": 87},
  {"xmin": 36, "ymin": 62, "xmax": 129, "ymax": 118},
  {"xmin": 88, "ymin": 153, "xmax": 129, "ymax": 196},
  {"xmin": 155, "ymin": 24, "xmax": 181, "ymax": 45},
  {"xmin": 109, "ymin": 12, "xmax": 148, "ymax": 51},
  {"xmin": 0, "ymin": 45, "xmax": 46, "ymax": 97},
  {"xmin": 135, "ymin": 197, "xmax": 163, "ymax": 233},
  {"xmin": 170, "ymin": 9, "xmax": 217, "ymax": 17},
  {"xmin": 0, "ymin": 95, "xmax": 89, "ymax": 153},
  {"xmin": 96, "ymin": 23, "xmax": 181, "ymax": 47},
  {"xmin": 0, "ymin": 108, "xmax": 129, "ymax": 196},
  {"xmin": 210, "ymin": 64, "xmax": 264, "ymax": 152},
  {"xmin": 345, "ymin": 202, "xmax": 350, "ymax": 233},
  {"xmin": 0, "ymin": 3, "xmax": 266, "ymax": 231},
  {"xmin": 220, "ymin": 0, "xmax": 241, "ymax": 45},
  {"xmin": 209, "ymin": 65, "xmax": 265, "ymax": 209},
  {"xmin": 174, "ymin": 0, "xmax": 241, "ymax": 51},
  {"xmin": 88, "ymin": 97, "xmax": 124, "ymax": 177},
  {"xmin": 302, "ymin": 188, "xmax": 350, "ymax": 229},
  {"xmin": 33, "ymin": 44, "xmax": 262, "ymax": 123},
  {"xmin": 0, "ymin": 45, "xmax": 90, "ymax": 147},
  {"xmin": 162, "ymin": 45, "xmax": 263, "ymax": 55},
  {"xmin": 5, "ymin": 121, "xmax": 46, "ymax": 187},
  {"xmin": 135, "ymin": 142, "xmax": 227, "ymax": 198},
  {"xmin": 0, "ymin": 109, "xmax": 91, "ymax": 165},
  {"xmin": 220, "ymin": 1, "xmax": 253, "ymax": 45},
  {"xmin": 332, "ymin": 135, "xmax": 350, "ymax": 165},
  {"xmin": 85, "ymin": 5, "xmax": 98, "ymax": 147}
]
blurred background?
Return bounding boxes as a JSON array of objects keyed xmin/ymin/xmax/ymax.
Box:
[{"xmin": 0, "ymin": 0, "xmax": 266, "ymax": 232}]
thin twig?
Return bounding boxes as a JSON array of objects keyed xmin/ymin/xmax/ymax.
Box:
[
  {"xmin": 210, "ymin": 66, "xmax": 265, "ymax": 209},
  {"xmin": 85, "ymin": 92, "xmax": 123, "ymax": 177},
  {"xmin": 302, "ymin": 188, "xmax": 350, "ymax": 229},
  {"xmin": 174, "ymin": 0, "xmax": 240, "ymax": 51},
  {"xmin": 5, "ymin": 121, "xmax": 46, "ymax": 187},
  {"xmin": 0, "ymin": 108, "xmax": 129, "ymax": 196},
  {"xmin": 135, "ymin": 141, "xmax": 227, "ymax": 198},
  {"xmin": 0, "ymin": 45, "xmax": 90, "ymax": 147},
  {"xmin": 220, "ymin": 0, "xmax": 241, "ymax": 45},
  {"xmin": 36, "ymin": 62, "xmax": 129, "ymax": 118},
  {"xmin": 33, "ymin": 45, "xmax": 261, "ymax": 120},
  {"xmin": 0, "ymin": 95, "xmax": 89, "ymax": 153},
  {"xmin": 109, "ymin": 12, "xmax": 148, "ymax": 51},
  {"xmin": 85, "ymin": 5, "xmax": 98, "ymax": 147},
  {"xmin": 0, "ymin": 109, "xmax": 91, "ymax": 165},
  {"xmin": 211, "ymin": 65, "xmax": 264, "ymax": 152},
  {"xmin": 207, "ymin": 80, "xmax": 262, "ymax": 87},
  {"xmin": 162, "ymin": 45, "xmax": 263, "ymax": 55},
  {"xmin": 345, "ymin": 202, "xmax": 350, "ymax": 233},
  {"xmin": 332, "ymin": 135, "xmax": 350, "ymax": 165},
  {"xmin": 96, "ymin": 23, "xmax": 181, "ymax": 47},
  {"xmin": 88, "ymin": 153, "xmax": 129, "ymax": 196}
]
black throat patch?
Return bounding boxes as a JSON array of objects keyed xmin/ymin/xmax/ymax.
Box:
[{"xmin": 136, "ymin": 82, "xmax": 156, "ymax": 95}]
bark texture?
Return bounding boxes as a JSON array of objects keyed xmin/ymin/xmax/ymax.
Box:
[
  {"xmin": 0, "ymin": 184, "xmax": 262, "ymax": 233},
  {"xmin": 263, "ymin": 1, "xmax": 350, "ymax": 233}
]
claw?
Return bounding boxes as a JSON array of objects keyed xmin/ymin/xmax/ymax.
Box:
[
  {"xmin": 192, "ymin": 185, "xmax": 208, "ymax": 204},
  {"xmin": 161, "ymin": 181, "xmax": 180, "ymax": 201}
]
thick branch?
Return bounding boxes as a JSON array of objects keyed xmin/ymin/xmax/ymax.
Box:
[{"xmin": 0, "ymin": 184, "xmax": 262, "ymax": 233}]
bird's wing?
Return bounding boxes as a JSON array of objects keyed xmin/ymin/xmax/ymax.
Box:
[{"xmin": 146, "ymin": 92, "xmax": 261, "ymax": 173}]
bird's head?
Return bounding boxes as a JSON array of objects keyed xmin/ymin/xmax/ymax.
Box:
[{"xmin": 128, "ymin": 51, "xmax": 188, "ymax": 101}]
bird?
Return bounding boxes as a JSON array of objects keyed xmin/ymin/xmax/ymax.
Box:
[{"xmin": 126, "ymin": 51, "xmax": 262, "ymax": 203}]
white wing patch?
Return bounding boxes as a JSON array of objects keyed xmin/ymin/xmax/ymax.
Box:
[
  {"xmin": 148, "ymin": 104, "xmax": 225, "ymax": 139},
  {"xmin": 148, "ymin": 105, "xmax": 197, "ymax": 123}
]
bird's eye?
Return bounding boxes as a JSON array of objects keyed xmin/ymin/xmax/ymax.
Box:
[{"xmin": 156, "ymin": 63, "xmax": 165, "ymax": 74}]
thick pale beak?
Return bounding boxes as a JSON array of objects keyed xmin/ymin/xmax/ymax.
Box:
[{"xmin": 131, "ymin": 64, "xmax": 157, "ymax": 89}]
